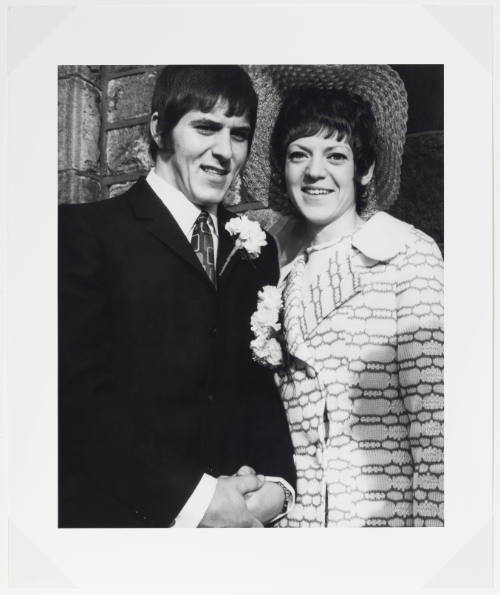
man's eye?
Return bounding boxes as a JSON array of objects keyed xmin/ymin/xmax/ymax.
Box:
[
  {"xmin": 231, "ymin": 130, "xmax": 250, "ymax": 142},
  {"xmin": 195, "ymin": 125, "xmax": 216, "ymax": 135}
]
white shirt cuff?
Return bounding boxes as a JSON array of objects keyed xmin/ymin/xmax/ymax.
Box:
[
  {"xmin": 172, "ymin": 474, "xmax": 217, "ymax": 528},
  {"xmin": 264, "ymin": 475, "xmax": 296, "ymax": 523}
]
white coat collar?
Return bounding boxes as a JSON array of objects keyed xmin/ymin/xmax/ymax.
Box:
[{"xmin": 352, "ymin": 212, "xmax": 413, "ymax": 262}]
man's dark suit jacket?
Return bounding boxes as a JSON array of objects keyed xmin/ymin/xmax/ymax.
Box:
[{"xmin": 58, "ymin": 177, "xmax": 296, "ymax": 528}]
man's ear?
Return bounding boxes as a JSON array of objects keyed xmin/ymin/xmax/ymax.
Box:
[
  {"xmin": 150, "ymin": 112, "xmax": 162, "ymax": 148},
  {"xmin": 360, "ymin": 162, "xmax": 375, "ymax": 186}
]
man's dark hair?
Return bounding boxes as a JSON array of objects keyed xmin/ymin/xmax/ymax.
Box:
[
  {"xmin": 271, "ymin": 87, "xmax": 377, "ymax": 212},
  {"xmin": 149, "ymin": 65, "xmax": 258, "ymax": 160}
]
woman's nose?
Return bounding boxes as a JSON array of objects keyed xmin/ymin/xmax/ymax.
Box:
[{"xmin": 305, "ymin": 154, "xmax": 325, "ymax": 179}]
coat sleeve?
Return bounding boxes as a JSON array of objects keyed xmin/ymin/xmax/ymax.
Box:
[
  {"xmin": 59, "ymin": 205, "xmax": 204, "ymax": 527},
  {"xmin": 396, "ymin": 231, "xmax": 444, "ymax": 526}
]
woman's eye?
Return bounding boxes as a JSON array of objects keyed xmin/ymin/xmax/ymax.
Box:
[
  {"xmin": 328, "ymin": 152, "xmax": 347, "ymax": 161},
  {"xmin": 288, "ymin": 151, "xmax": 307, "ymax": 162}
]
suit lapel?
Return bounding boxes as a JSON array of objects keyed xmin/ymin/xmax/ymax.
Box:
[
  {"xmin": 216, "ymin": 207, "xmax": 242, "ymax": 281},
  {"xmin": 126, "ymin": 178, "xmax": 214, "ymax": 290}
]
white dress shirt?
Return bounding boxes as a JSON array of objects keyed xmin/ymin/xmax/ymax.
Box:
[
  {"xmin": 146, "ymin": 168, "xmax": 219, "ymax": 256},
  {"xmin": 145, "ymin": 169, "xmax": 294, "ymax": 527}
]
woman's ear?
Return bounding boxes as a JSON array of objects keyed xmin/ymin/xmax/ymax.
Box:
[
  {"xmin": 150, "ymin": 112, "xmax": 162, "ymax": 148},
  {"xmin": 360, "ymin": 162, "xmax": 375, "ymax": 186}
]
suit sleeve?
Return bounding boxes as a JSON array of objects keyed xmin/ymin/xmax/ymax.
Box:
[
  {"xmin": 59, "ymin": 205, "xmax": 204, "ymax": 527},
  {"xmin": 396, "ymin": 232, "xmax": 444, "ymax": 526},
  {"xmin": 243, "ymin": 234, "xmax": 297, "ymax": 490}
]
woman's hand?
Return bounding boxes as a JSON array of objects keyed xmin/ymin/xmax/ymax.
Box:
[{"xmin": 234, "ymin": 466, "xmax": 285, "ymax": 524}]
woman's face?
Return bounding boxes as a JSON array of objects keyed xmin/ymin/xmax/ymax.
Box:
[{"xmin": 285, "ymin": 132, "xmax": 360, "ymax": 230}]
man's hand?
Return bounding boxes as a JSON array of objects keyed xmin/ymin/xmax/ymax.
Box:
[
  {"xmin": 244, "ymin": 482, "xmax": 285, "ymax": 525},
  {"xmin": 198, "ymin": 474, "xmax": 265, "ymax": 528},
  {"xmin": 234, "ymin": 465, "xmax": 286, "ymax": 525}
]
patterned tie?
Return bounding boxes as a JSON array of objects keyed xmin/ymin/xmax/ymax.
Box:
[{"xmin": 191, "ymin": 210, "xmax": 216, "ymax": 285}]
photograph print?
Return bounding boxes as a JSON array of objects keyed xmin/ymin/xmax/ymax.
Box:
[{"xmin": 58, "ymin": 64, "xmax": 444, "ymax": 528}]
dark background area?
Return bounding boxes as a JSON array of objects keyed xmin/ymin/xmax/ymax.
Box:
[
  {"xmin": 389, "ymin": 64, "xmax": 443, "ymax": 252},
  {"xmin": 391, "ymin": 65, "xmax": 444, "ymax": 133}
]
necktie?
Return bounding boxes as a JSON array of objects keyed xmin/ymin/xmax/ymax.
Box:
[{"xmin": 191, "ymin": 210, "xmax": 216, "ymax": 285}]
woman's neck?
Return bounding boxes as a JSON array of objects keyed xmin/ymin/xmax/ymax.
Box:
[{"xmin": 307, "ymin": 208, "xmax": 363, "ymax": 247}]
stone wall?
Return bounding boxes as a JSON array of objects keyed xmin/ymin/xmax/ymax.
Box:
[
  {"xmin": 58, "ymin": 65, "xmax": 443, "ymax": 251},
  {"xmin": 58, "ymin": 66, "xmax": 102, "ymax": 203}
]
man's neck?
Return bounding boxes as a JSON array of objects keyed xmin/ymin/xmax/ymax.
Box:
[{"xmin": 153, "ymin": 160, "xmax": 178, "ymax": 192}]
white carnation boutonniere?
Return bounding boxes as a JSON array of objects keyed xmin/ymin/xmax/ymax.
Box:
[
  {"xmin": 250, "ymin": 285, "xmax": 284, "ymax": 369},
  {"xmin": 220, "ymin": 215, "xmax": 267, "ymax": 275}
]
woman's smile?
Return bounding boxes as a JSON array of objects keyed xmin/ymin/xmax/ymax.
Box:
[{"xmin": 301, "ymin": 186, "xmax": 335, "ymax": 196}]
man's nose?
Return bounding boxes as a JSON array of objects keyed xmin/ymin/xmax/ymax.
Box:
[
  {"xmin": 305, "ymin": 154, "xmax": 326, "ymax": 179},
  {"xmin": 212, "ymin": 129, "xmax": 232, "ymax": 161}
]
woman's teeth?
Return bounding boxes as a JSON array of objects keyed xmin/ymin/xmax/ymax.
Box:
[{"xmin": 303, "ymin": 188, "xmax": 332, "ymax": 195}]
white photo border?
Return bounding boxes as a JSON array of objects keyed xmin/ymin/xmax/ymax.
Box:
[{"xmin": 5, "ymin": 3, "xmax": 495, "ymax": 592}]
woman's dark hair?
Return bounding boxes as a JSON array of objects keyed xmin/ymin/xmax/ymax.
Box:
[
  {"xmin": 149, "ymin": 65, "xmax": 258, "ymax": 160},
  {"xmin": 271, "ymin": 87, "xmax": 377, "ymax": 212}
]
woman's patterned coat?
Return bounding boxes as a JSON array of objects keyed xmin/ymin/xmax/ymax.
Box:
[{"xmin": 275, "ymin": 213, "xmax": 444, "ymax": 527}]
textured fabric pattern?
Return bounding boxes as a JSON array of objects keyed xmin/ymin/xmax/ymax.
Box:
[
  {"xmin": 191, "ymin": 210, "xmax": 216, "ymax": 285},
  {"xmin": 275, "ymin": 214, "xmax": 444, "ymax": 527}
]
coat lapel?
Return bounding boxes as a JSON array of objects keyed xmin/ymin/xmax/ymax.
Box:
[
  {"xmin": 301, "ymin": 250, "xmax": 361, "ymax": 338},
  {"xmin": 216, "ymin": 207, "xmax": 243, "ymax": 281},
  {"xmin": 126, "ymin": 178, "xmax": 214, "ymax": 290},
  {"xmin": 282, "ymin": 254, "xmax": 313, "ymax": 365}
]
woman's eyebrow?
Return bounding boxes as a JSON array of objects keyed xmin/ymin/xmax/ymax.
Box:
[{"xmin": 287, "ymin": 141, "xmax": 352, "ymax": 151}]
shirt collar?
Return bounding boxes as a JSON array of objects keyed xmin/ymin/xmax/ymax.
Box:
[{"xmin": 146, "ymin": 169, "xmax": 219, "ymax": 238}]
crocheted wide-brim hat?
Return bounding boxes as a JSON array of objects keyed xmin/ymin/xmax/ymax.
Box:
[{"xmin": 243, "ymin": 64, "xmax": 408, "ymax": 217}]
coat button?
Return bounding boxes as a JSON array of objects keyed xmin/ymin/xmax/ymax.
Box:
[
  {"xmin": 306, "ymin": 365, "xmax": 316, "ymax": 378},
  {"xmin": 207, "ymin": 393, "xmax": 214, "ymax": 402},
  {"xmin": 210, "ymin": 327, "xmax": 217, "ymax": 337}
]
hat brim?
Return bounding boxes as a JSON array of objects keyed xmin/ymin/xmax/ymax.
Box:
[{"xmin": 243, "ymin": 64, "xmax": 408, "ymax": 217}]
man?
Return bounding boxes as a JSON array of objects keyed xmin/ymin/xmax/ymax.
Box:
[{"xmin": 59, "ymin": 65, "xmax": 296, "ymax": 528}]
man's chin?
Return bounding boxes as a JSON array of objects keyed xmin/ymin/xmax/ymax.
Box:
[{"xmin": 191, "ymin": 191, "xmax": 228, "ymax": 207}]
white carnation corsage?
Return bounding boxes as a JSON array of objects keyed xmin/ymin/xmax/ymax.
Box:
[
  {"xmin": 220, "ymin": 215, "xmax": 267, "ymax": 275},
  {"xmin": 250, "ymin": 285, "xmax": 284, "ymax": 369}
]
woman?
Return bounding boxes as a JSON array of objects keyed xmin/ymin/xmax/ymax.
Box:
[{"xmin": 248, "ymin": 66, "xmax": 444, "ymax": 527}]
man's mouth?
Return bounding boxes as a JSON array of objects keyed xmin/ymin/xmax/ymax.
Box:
[
  {"xmin": 201, "ymin": 165, "xmax": 229, "ymax": 177},
  {"xmin": 302, "ymin": 186, "xmax": 333, "ymax": 196}
]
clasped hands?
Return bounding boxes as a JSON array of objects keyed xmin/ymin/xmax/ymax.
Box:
[{"xmin": 199, "ymin": 466, "xmax": 285, "ymax": 528}]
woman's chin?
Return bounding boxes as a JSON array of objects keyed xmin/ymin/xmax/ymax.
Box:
[{"xmin": 303, "ymin": 214, "xmax": 338, "ymax": 231}]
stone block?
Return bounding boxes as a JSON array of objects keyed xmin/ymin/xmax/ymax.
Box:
[
  {"xmin": 223, "ymin": 171, "xmax": 272, "ymax": 208},
  {"xmin": 58, "ymin": 76, "xmax": 101, "ymax": 172},
  {"xmin": 107, "ymin": 71, "xmax": 157, "ymax": 123},
  {"xmin": 107, "ymin": 65, "xmax": 147, "ymax": 74},
  {"xmin": 109, "ymin": 180, "xmax": 137, "ymax": 198},
  {"xmin": 221, "ymin": 174, "xmax": 244, "ymax": 207},
  {"xmin": 58, "ymin": 170, "xmax": 102, "ymax": 204},
  {"xmin": 58, "ymin": 65, "xmax": 101, "ymax": 86},
  {"xmin": 390, "ymin": 131, "xmax": 443, "ymax": 251},
  {"xmin": 243, "ymin": 207, "xmax": 283, "ymax": 232},
  {"xmin": 106, "ymin": 125, "xmax": 153, "ymax": 175}
]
